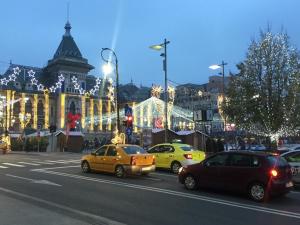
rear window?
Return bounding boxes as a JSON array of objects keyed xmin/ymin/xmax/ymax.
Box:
[
  {"xmin": 180, "ymin": 146, "xmax": 194, "ymax": 151},
  {"xmin": 123, "ymin": 146, "xmax": 146, "ymax": 155},
  {"xmin": 267, "ymin": 156, "xmax": 288, "ymax": 167}
]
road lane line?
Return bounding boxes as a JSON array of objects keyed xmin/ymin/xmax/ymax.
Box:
[
  {"xmin": 32, "ymin": 165, "xmax": 79, "ymax": 171},
  {"xmin": 153, "ymin": 172, "xmax": 177, "ymax": 178},
  {"xmin": 0, "ymin": 186, "xmax": 126, "ymax": 225},
  {"xmin": 18, "ymin": 162, "xmax": 40, "ymax": 166},
  {"xmin": 35, "ymin": 169, "xmax": 300, "ymax": 219},
  {"xmin": 32, "ymin": 161, "xmax": 55, "ymax": 165},
  {"xmin": 0, "ymin": 166, "xmax": 8, "ymax": 169},
  {"xmin": 2, "ymin": 163, "xmax": 25, "ymax": 167}
]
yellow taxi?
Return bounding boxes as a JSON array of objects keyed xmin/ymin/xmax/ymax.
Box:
[
  {"xmin": 81, "ymin": 144, "xmax": 155, "ymax": 177},
  {"xmin": 147, "ymin": 143, "xmax": 205, "ymax": 173}
]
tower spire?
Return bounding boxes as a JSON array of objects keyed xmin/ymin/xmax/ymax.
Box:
[{"xmin": 64, "ymin": 2, "xmax": 71, "ymax": 36}]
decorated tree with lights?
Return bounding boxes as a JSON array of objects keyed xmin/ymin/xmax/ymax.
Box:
[{"xmin": 224, "ymin": 30, "xmax": 300, "ymax": 140}]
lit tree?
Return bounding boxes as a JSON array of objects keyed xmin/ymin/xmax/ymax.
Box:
[{"xmin": 224, "ymin": 29, "xmax": 300, "ymax": 140}]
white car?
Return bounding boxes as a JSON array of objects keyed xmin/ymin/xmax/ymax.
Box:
[
  {"xmin": 281, "ymin": 150, "xmax": 300, "ymax": 185},
  {"xmin": 278, "ymin": 144, "xmax": 300, "ymax": 151}
]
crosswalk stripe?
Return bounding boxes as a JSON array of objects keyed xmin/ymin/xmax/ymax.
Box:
[
  {"xmin": 0, "ymin": 166, "xmax": 8, "ymax": 168},
  {"xmin": 2, "ymin": 163, "xmax": 25, "ymax": 167},
  {"xmin": 45, "ymin": 160, "xmax": 69, "ymax": 164},
  {"xmin": 31, "ymin": 161, "xmax": 55, "ymax": 165},
  {"xmin": 18, "ymin": 162, "xmax": 40, "ymax": 166}
]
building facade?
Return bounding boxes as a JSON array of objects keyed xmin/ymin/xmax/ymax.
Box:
[{"xmin": 0, "ymin": 21, "xmax": 114, "ymax": 134}]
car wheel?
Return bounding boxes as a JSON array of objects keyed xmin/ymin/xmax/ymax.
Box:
[
  {"xmin": 184, "ymin": 175, "xmax": 197, "ymax": 190},
  {"xmin": 81, "ymin": 161, "xmax": 90, "ymax": 173},
  {"xmin": 171, "ymin": 161, "xmax": 181, "ymax": 174},
  {"xmin": 115, "ymin": 165, "xmax": 125, "ymax": 178},
  {"xmin": 249, "ymin": 183, "xmax": 268, "ymax": 202}
]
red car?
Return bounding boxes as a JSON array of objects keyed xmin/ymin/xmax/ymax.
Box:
[{"xmin": 178, "ymin": 151, "xmax": 293, "ymax": 201}]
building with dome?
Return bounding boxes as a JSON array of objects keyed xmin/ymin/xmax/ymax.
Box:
[{"xmin": 0, "ymin": 21, "xmax": 115, "ymax": 134}]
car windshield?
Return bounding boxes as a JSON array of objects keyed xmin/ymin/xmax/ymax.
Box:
[
  {"xmin": 180, "ymin": 145, "xmax": 195, "ymax": 151},
  {"xmin": 123, "ymin": 146, "xmax": 146, "ymax": 154},
  {"xmin": 267, "ymin": 156, "xmax": 288, "ymax": 167}
]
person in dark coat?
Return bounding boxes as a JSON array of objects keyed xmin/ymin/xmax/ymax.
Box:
[
  {"xmin": 217, "ymin": 138, "xmax": 224, "ymax": 152},
  {"xmin": 205, "ymin": 138, "xmax": 212, "ymax": 153}
]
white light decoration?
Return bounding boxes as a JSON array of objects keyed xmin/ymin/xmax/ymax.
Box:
[
  {"xmin": 8, "ymin": 74, "xmax": 17, "ymax": 81},
  {"xmin": 151, "ymin": 85, "xmax": 163, "ymax": 98},
  {"xmin": 28, "ymin": 70, "xmax": 35, "ymax": 77},
  {"xmin": 1, "ymin": 67, "xmax": 101, "ymax": 96},
  {"xmin": 13, "ymin": 67, "xmax": 21, "ymax": 75}
]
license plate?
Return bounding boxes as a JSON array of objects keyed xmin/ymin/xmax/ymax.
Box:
[
  {"xmin": 286, "ymin": 181, "xmax": 294, "ymax": 188},
  {"xmin": 142, "ymin": 166, "xmax": 152, "ymax": 171}
]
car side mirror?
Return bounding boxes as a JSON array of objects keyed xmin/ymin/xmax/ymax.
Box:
[{"xmin": 91, "ymin": 152, "xmax": 96, "ymax": 156}]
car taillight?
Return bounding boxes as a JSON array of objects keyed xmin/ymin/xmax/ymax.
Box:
[
  {"xmin": 131, "ymin": 156, "xmax": 137, "ymax": 165},
  {"xmin": 152, "ymin": 155, "xmax": 156, "ymax": 165},
  {"xmin": 270, "ymin": 169, "xmax": 278, "ymax": 177},
  {"xmin": 184, "ymin": 154, "xmax": 193, "ymax": 159}
]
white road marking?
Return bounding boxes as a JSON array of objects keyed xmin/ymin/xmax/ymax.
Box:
[
  {"xmin": 18, "ymin": 162, "xmax": 40, "ymax": 166},
  {"xmin": 34, "ymin": 169, "xmax": 300, "ymax": 219},
  {"xmin": 32, "ymin": 165, "xmax": 79, "ymax": 171},
  {"xmin": 0, "ymin": 186, "xmax": 126, "ymax": 225},
  {"xmin": 2, "ymin": 163, "xmax": 25, "ymax": 167},
  {"xmin": 0, "ymin": 166, "xmax": 8, "ymax": 169},
  {"xmin": 6, "ymin": 174, "xmax": 62, "ymax": 186},
  {"xmin": 153, "ymin": 172, "xmax": 177, "ymax": 178},
  {"xmin": 45, "ymin": 160, "xmax": 70, "ymax": 164},
  {"xmin": 32, "ymin": 161, "xmax": 55, "ymax": 165}
]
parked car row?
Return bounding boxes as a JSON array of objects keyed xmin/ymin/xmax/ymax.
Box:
[
  {"xmin": 81, "ymin": 143, "xmax": 205, "ymax": 176},
  {"xmin": 81, "ymin": 144, "xmax": 295, "ymax": 202}
]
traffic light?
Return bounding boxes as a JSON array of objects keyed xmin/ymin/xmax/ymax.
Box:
[{"xmin": 126, "ymin": 115, "xmax": 133, "ymax": 128}]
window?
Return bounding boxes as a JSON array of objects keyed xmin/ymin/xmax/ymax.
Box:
[
  {"xmin": 94, "ymin": 146, "xmax": 107, "ymax": 156},
  {"xmin": 106, "ymin": 146, "xmax": 117, "ymax": 156},
  {"xmin": 206, "ymin": 154, "xmax": 228, "ymax": 167},
  {"xmin": 123, "ymin": 146, "xmax": 146, "ymax": 155},
  {"xmin": 267, "ymin": 156, "xmax": 288, "ymax": 167},
  {"xmin": 162, "ymin": 145, "xmax": 175, "ymax": 152},
  {"xmin": 148, "ymin": 146, "xmax": 164, "ymax": 153},
  {"xmin": 180, "ymin": 145, "xmax": 194, "ymax": 151},
  {"xmin": 284, "ymin": 152, "xmax": 300, "ymax": 163},
  {"xmin": 229, "ymin": 154, "xmax": 255, "ymax": 167}
]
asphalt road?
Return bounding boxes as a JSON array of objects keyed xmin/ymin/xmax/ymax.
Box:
[{"xmin": 0, "ymin": 152, "xmax": 300, "ymax": 225}]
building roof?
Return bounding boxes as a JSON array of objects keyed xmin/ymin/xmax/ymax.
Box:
[{"xmin": 53, "ymin": 21, "xmax": 83, "ymax": 60}]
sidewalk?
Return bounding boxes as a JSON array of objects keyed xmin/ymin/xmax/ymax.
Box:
[{"xmin": 0, "ymin": 194, "xmax": 89, "ymax": 225}]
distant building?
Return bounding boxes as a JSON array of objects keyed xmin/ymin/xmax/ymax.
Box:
[
  {"xmin": 0, "ymin": 21, "xmax": 114, "ymax": 134},
  {"xmin": 174, "ymin": 76, "xmax": 229, "ymax": 134}
]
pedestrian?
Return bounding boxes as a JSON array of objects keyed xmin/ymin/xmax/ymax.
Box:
[
  {"xmin": 205, "ymin": 138, "xmax": 212, "ymax": 153},
  {"xmin": 94, "ymin": 137, "xmax": 99, "ymax": 148},
  {"xmin": 217, "ymin": 138, "xmax": 224, "ymax": 152}
]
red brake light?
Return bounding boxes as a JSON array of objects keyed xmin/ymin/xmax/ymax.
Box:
[
  {"xmin": 184, "ymin": 154, "xmax": 193, "ymax": 159},
  {"xmin": 270, "ymin": 169, "xmax": 278, "ymax": 177},
  {"xmin": 131, "ymin": 156, "xmax": 137, "ymax": 165},
  {"xmin": 152, "ymin": 155, "xmax": 155, "ymax": 165}
]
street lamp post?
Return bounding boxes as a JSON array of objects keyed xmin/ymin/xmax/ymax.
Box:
[
  {"xmin": 209, "ymin": 60, "xmax": 228, "ymax": 150},
  {"xmin": 101, "ymin": 48, "xmax": 120, "ymax": 133},
  {"xmin": 150, "ymin": 39, "xmax": 170, "ymax": 143}
]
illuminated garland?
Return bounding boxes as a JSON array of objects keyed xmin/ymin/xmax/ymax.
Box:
[
  {"xmin": 107, "ymin": 78, "xmax": 115, "ymax": 103},
  {"xmin": 1, "ymin": 66, "xmax": 103, "ymax": 96}
]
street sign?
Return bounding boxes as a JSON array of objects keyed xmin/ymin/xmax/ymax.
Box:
[
  {"xmin": 126, "ymin": 127, "xmax": 132, "ymax": 136},
  {"xmin": 124, "ymin": 104, "xmax": 133, "ymax": 116},
  {"xmin": 194, "ymin": 110, "xmax": 202, "ymax": 121}
]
